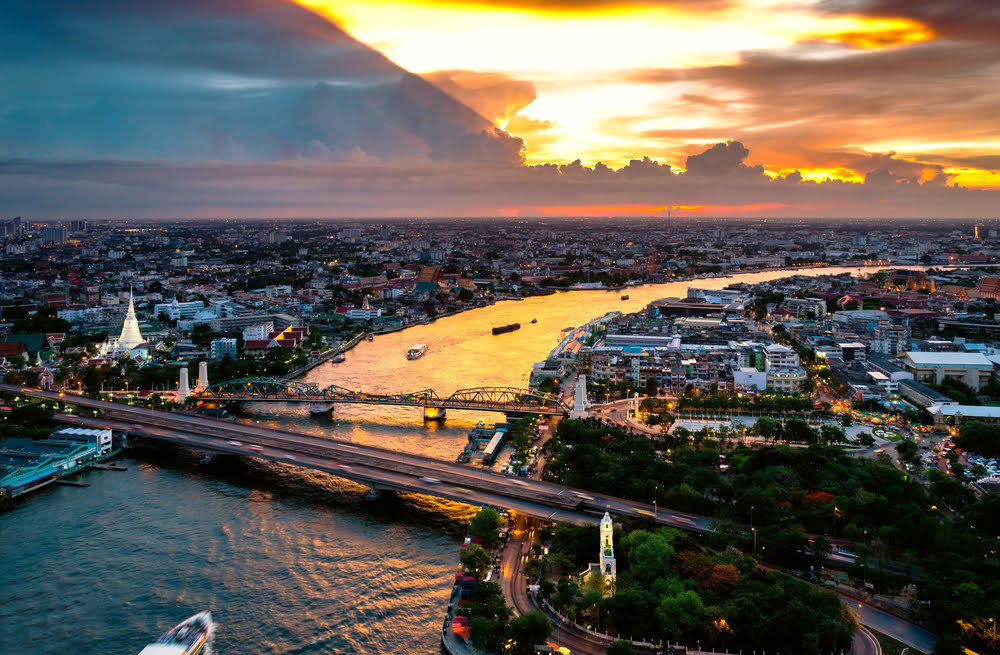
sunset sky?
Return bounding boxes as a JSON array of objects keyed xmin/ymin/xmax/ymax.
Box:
[{"xmin": 1, "ymin": 0, "xmax": 998, "ymax": 217}]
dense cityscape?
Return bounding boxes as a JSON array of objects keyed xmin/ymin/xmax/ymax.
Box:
[
  {"xmin": 1, "ymin": 217, "xmax": 1000, "ymax": 655},
  {"xmin": 5, "ymin": 0, "xmax": 1000, "ymax": 654}
]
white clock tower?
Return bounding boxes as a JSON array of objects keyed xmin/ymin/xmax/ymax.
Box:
[{"xmin": 599, "ymin": 511, "xmax": 616, "ymax": 583}]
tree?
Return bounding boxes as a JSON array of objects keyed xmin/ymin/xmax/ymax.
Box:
[
  {"xmin": 656, "ymin": 590, "xmax": 705, "ymax": 642},
  {"xmin": 460, "ymin": 544, "xmax": 492, "ymax": 578},
  {"xmin": 783, "ymin": 419, "xmax": 817, "ymax": 444},
  {"xmin": 469, "ymin": 617, "xmax": 508, "ymax": 653},
  {"xmin": 896, "ymin": 439, "xmax": 921, "ymax": 467},
  {"xmin": 8, "ymin": 403, "xmax": 57, "ymax": 428},
  {"xmin": 553, "ymin": 577, "xmax": 581, "ymax": 612},
  {"xmin": 955, "ymin": 421, "xmax": 1000, "ymax": 458},
  {"xmin": 965, "ymin": 492, "xmax": 1000, "ymax": 537},
  {"xmin": 622, "ymin": 529, "xmax": 677, "ymax": 587},
  {"xmin": 818, "ymin": 424, "xmax": 846, "ymax": 444},
  {"xmin": 509, "ymin": 610, "xmax": 553, "ymax": 655},
  {"xmin": 752, "ymin": 417, "xmax": 780, "ymax": 441},
  {"xmin": 607, "ymin": 640, "xmax": 635, "ymax": 655},
  {"xmin": 856, "ymin": 432, "xmax": 875, "ymax": 447},
  {"xmin": 933, "ymin": 634, "xmax": 965, "ymax": 655},
  {"xmin": 469, "ymin": 507, "xmax": 501, "ymax": 546}
]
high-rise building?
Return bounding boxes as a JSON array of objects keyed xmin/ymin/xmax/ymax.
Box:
[{"xmin": 40, "ymin": 225, "xmax": 68, "ymax": 244}]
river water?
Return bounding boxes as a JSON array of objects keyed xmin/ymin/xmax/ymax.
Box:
[{"xmin": 0, "ymin": 266, "xmax": 874, "ymax": 655}]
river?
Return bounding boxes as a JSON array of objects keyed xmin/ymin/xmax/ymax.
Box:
[{"xmin": 0, "ymin": 265, "xmax": 880, "ymax": 655}]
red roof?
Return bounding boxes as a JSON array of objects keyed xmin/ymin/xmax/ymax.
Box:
[
  {"xmin": 243, "ymin": 340, "xmax": 274, "ymax": 350},
  {"xmin": 0, "ymin": 342, "xmax": 28, "ymax": 356}
]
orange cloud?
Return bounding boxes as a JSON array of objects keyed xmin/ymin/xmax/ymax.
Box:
[{"xmin": 805, "ymin": 17, "xmax": 933, "ymax": 49}]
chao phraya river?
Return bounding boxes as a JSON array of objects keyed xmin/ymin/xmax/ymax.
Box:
[{"xmin": 1, "ymin": 266, "xmax": 877, "ymax": 655}]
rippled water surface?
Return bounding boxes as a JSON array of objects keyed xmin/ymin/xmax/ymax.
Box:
[{"xmin": 0, "ymin": 266, "xmax": 878, "ymax": 655}]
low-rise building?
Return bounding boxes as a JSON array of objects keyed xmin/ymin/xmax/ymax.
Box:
[
  {"xmin": 764, "ymin": 344, "xmax": 799, "ymax": 369},
  {"xmin": 900, "ymin": 351, "xmax": 994, "ymax": 390},
  {"xmin": 1, "ymin": 427, "xmax": 112, "ymax": 497},
  {"xmin": 928, "ymin": 403, "xmax": 1000, "ymax": 428},
  {"xmin": 733, "ymin": 367, "xmax": 767, "ymax": 391},
  {"xmin": 767, "ymin": 366, "xmax": 808, "ymax": 392}
]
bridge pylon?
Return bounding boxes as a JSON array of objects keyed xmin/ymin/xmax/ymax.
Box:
[{"xmin": 423, "ymin": 406, "xmax": 446, "ymax": 421}]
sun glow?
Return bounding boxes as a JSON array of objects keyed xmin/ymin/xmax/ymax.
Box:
[
  {"xmin": 297, "ymin": 1, "xmax": 931, "ymax": 74},
  {"xmin": 290, "ymin": 1, "xmax": 1000, "ymax": 189}
]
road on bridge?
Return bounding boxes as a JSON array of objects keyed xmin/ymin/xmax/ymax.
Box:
[{"xmin": 8, "ymin": 385, "xmax": 714, "ymax": 532}]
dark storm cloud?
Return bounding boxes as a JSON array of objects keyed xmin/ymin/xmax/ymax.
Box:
[
  {"xmin": 0, "ymin": 0, "xmax": 523, "ymax": 164},
  {"xmin": 684, "ymin": 141, "xmax": 763, "ymax": 176},
  {"xmin": 0, "ymin": 0, "xmax": 396, "ymax": 80}
]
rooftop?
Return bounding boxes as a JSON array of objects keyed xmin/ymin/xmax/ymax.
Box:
[{"xmin": 903, "ymin": 351, "xmax": 993, "ymax": 367}]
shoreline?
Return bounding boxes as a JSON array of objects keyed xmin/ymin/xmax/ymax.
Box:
[{"xmin": 297, "ymin": 262, "xmax": 938, "ymax": 382}]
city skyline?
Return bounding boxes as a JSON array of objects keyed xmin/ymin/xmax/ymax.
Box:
[{"xmin": 2, "ymin": 0, "xmax": 999, "ymax": 217}]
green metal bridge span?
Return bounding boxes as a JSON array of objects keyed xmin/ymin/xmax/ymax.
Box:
[{"xmin": 195, "ymin": 378, "xmax": 569, "ymax": 417}]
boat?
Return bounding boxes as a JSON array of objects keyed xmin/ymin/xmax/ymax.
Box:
[
  {"xmin": 406, "ymin": 344, "xmax": 428, "ymax": 359},
  {"xmin": 561, "ymin": 327, "xmax": 574, "ymax": 333},
  {"xmin": 530, "ymin": 318, "xmax": 537, "ymax": 324},
  {"xmin": 331, "ymin": 354, "xmax": 346, "ymax": 363},
  {"xmin": 620, "ymin": 294, "xmax": 629, "ymax": 300},
  {"xmin": 366, "ymin": 334, "xmax": 374, "ymax": 341},
  {"xmin": 492, "ymin": 323, "xmax": 521, "ymax": 335},
  {"xmin": 138, "ymin": 611, "xmax": 214, "ymax": 655}
]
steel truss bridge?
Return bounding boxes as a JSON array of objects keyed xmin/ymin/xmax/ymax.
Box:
[{"xmin": 195, "ymin": 378, "xmax": 569, "ymax": 416}]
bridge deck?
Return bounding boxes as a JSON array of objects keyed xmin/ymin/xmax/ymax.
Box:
[{"xmin": 1, "ymin": 385, "xmax": 710, "ymax": 532}]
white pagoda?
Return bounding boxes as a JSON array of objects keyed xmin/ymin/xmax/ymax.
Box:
[{"xmin": 101, "ymin": 288, "xmax": 148, "ymax": 360}]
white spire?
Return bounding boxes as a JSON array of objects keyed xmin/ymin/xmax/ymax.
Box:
[{"xmin": 116, "ymin": 285, "xmax": 144, "ymax": 350}]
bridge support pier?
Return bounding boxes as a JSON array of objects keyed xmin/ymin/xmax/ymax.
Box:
[
  {"xmin": 423, "ymin": 406, "xmax": 446, "ymax": 421},
  {"xmin": 309, "ymin": 402, "xmax": 335, "ymax": 415}
]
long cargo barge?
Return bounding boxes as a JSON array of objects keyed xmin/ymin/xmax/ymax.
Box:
[{"xmin": 491, "ymin": 323, "xmax": 521, "ymax": 335}]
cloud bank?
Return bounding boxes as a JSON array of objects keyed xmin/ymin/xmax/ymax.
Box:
[{"xmin": 1, "ymin": 0, "xmax": 998, "ymax": 217}]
